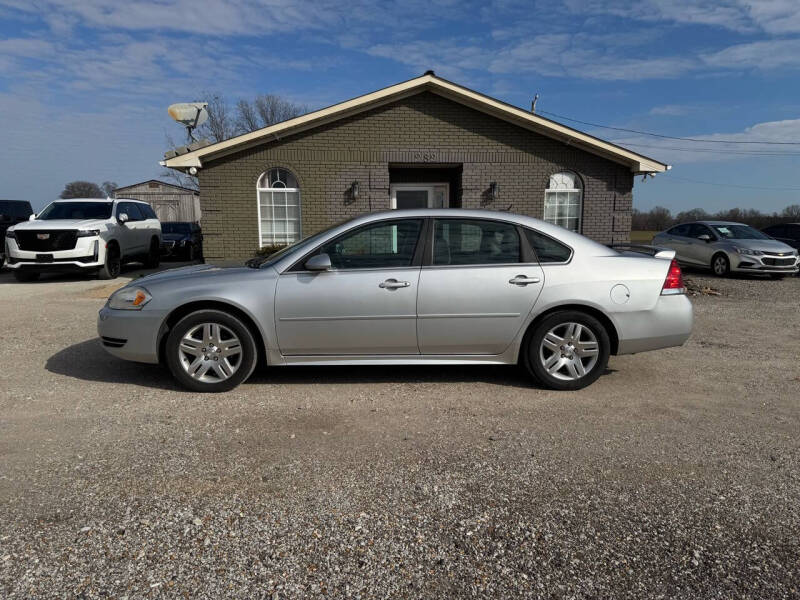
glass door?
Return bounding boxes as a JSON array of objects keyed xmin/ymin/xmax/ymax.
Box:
[{"xmin": 390, "ymin": 184, "xmax": 449, "ymax": 209}]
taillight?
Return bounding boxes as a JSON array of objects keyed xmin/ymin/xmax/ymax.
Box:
[{"xmin": 661, "ymin": 259, "xmax": 685, "ymax": 295}]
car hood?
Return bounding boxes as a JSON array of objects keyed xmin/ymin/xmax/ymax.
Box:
[
  {"xmin": 726, "ymin": 239, "xmax": 796, "ymax": 254},
  {"xmin": 132, "ymin": 263, "xmax": 255, "ymax": 287},
  {"xmin": 10, "ymin": 219, "xmax": 105, "ymax": 231},
  {"xmin": 162, "ymin": 233, "xmax": 189, "ymax": 242}
]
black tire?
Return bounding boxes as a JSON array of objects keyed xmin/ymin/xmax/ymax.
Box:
[
  {"xmin": 711, "ymin": 253, "xmax": 730, "ymax": 277},
  {"xmin": 13, "ymin": 270, "xmax": 40, "ymax": 282},
  {"xmin": 524, "ymin": 310, "xmax": 610, "ymax": 391},
  {"xmin": 187, "ymin": 244, "xmax": 196, "ymax": 262},
  {"xmin": 97, "ymin": 243, "xmax": 121, "ymax": 280},
  {"xmin": 165, "ymin": 309, "xmax": 258, "ymax": 393},
  {"xmin": 144, "ymin": 238, "xmax": 160, "ymax": 268}
]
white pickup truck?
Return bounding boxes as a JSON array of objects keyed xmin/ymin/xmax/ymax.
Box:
[{"xmin": 4, "ymin": 198, "xmax": 161, "ymax": 281}]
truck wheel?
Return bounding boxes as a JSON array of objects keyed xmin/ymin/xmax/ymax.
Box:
[
  {"xmin": 13, "ymin": 270, "xmax": 40, "ymax": 282},
  {"xmin": 98, "ymin": 244, "xmax": 121, "ymax": 280},
  {"xmin": 144, "ymin": 238, "xmax": 160, "ymax": 268}
]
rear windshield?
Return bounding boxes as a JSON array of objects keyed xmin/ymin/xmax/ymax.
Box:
[
  {"xmin": 38, "ymin": 202, "xmax": 113, "ymax": 220},
  {"xmin": 711, "ymin": 224, "xmax": 771, "ymax": 240},
  {"xmin": 162, "ymin": 223, "xmax": 191, "ymax": 234},
  {"xmin": 0, "ymin": 201, "xmax": 33, "ymax": 218}
]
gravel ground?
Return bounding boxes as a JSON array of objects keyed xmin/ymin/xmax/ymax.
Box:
[{"xmin": 0, "ymin": 266, "xmax": 798, "ymax": 598}]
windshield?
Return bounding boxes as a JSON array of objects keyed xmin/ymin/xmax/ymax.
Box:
[
  {"xmin": 38, "ymin": 202, "xmax": 113, "ymax": 221},
  {"xmin": 711, "ymin": 224, "xmax": 771, "ymax": 240},
  {"xmin": 162, "ymin": 223, "xmax": 191, "ymax": 234},
  {"xmin": 246, "ymin": 218, "xmax": 354, "ymax": 268}
]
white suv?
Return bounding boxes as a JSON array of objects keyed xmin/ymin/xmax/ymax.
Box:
[{"xmin": 4, "ymin": 198, "xmax": 161, "ymax": 281}]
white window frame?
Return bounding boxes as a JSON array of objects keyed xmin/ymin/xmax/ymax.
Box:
[
  {"xmin": 257, "ymin": 170, "xmax": 301, "ymax": 247},
  {"xmin": 390, "ymin": 183, "xmax": 449, "ymax": 209},
  {"xmin": 544, "ymin": 172, "xmax": 583, "ymax": 233}
]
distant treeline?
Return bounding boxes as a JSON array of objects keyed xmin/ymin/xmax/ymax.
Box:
[{"xmin": 632, "ymin": 204, "xmax": 800, "ymax": 231}]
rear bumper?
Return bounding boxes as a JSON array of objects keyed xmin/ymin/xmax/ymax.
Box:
[
  {"xmin": 616, "ymin": 294, "xmax": 693, "ymax": 355},
  {"xmin": 97, "ymin": 306, "xmax": 167, "ymax": 364}
]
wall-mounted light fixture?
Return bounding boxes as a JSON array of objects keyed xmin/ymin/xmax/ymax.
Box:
[
  {"xmin": 489, "ymin": 181, "xmax": 499, "ymax": 201},
  {"xmin": 351, "ymin": 181, "xmax": 360, "ymax": 200}
]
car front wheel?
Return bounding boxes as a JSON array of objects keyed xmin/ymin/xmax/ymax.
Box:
[
  {"xmin": 524, "ymin": 310, "xmax": 610, "ymax": 391},
  {"xmin": 165, "ymin": 309, "xmax": 258, "ymax": 392},
  {"xmin": 97, "ymin": 244, "xmax": 121, "ymax": 280},
  {"xmin": 711, "ymin": 253, "xmax": 730, "ymax": 277}
]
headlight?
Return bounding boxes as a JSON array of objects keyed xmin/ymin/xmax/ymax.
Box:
[
  {"xmin": 736, "ymin": 248, "xmax": 762, "ymax": 256},
  {"xmin": 5, "ymin": 229, "xmax": 15, "ymax": 239},
  {"xmin": 108, "ymin": 286, "xmax": 152, "ymax": 310},
  {"xmin": 76, "ymin": 229, "xmax": 100, "ymax": 238}
]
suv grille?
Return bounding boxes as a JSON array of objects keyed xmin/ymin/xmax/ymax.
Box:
[{"xmin": 15, "ymin": 230, "xmax": 78, "ymax": 252}]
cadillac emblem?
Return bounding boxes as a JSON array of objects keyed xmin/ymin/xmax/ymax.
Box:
[{"xmin": 37, "ymin": 233, "xmax": 50, "ymax": 240}]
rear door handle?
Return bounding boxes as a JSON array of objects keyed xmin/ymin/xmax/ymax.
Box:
[
  {"xmin": 509, "ymin": 275, "xmax": 541, "ymax": 286},
  {"xmin": 379, "ymin": 279, "xmax": 410, "ymax": 289}
]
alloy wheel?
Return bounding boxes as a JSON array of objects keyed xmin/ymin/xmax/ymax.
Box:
[
  {"xmin": 178, "ymin": 322, "xmax": 242, "ymax": 383},
  {"xmin": 538, "ymin": 322, "xmax": 600, "ymax": 381}
]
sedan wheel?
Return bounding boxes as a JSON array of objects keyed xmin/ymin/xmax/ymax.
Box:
[
  {"xmin": 525, "ymin": 310, "xmax": 610, "ymax": 391},
  {"xmin": 166, "ymin": 309, "xmax": 257, "ymax": 392},
  {"xmin": 712, "ymin": 253, "xmax": 730, "ymax": 277}
]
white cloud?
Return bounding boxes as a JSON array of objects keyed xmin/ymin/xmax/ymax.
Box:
[
  {"xmin": 649, "ymin": 104, "xmax": 696, "ymax": 116},
  {"xmin": 702, "ymin": 38, "xmax": 800, "ymax": 70}
]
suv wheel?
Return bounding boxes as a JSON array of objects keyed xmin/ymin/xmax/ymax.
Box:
[
  {"xmin": 524, "ymin": 310, "xmax": 610, "ymax": 391},
  {"xmin": 144, "ymin": 238, "xmax": 160, "ymax": 268},
  {"xmin": 165, "ymin": 310, "xmax": 258, "ymax": 393},
  {"xmin": 13, "ymin": 270, "xmax": 40, "ymax": 282},
  {"xmin": 711, "ymin": 253, "xmax": 730, "ymax": 277},
  {"xmin": 98, "ymin": 244, "xmax": 121, "ymax": 280}
]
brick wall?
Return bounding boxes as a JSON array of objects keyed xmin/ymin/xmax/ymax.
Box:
[{"xmin": 197, "ymin": 91, "xmax": 634, "ymax": 261}]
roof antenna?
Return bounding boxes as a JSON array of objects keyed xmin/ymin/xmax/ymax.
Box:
[{"xmin": 531, "ymin": 94, "xmax": 539, "ymax": 113}]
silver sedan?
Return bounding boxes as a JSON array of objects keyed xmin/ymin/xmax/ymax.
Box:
[{"xmin": 98, "ymin": 209, "xmax": 693, "ymax": 392}]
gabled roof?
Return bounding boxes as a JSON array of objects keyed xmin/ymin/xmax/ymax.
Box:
[
  {"xmin": 115, "ymin": 179, "xmax": 199, "ymax": 194},
  {"xmin": 162, "ymin": 72, "xmax": 669, "ymax": 174}
]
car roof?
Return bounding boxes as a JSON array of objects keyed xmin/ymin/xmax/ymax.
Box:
[
  {"xmin": 53, "ymin": 198, "xmax": 113, "ymax": 203},
  {"xmin": 696, "ymin": 220, "xmax": 747, "ymax": 226}
]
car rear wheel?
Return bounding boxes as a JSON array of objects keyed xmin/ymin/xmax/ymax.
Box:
[
  {"xmin": 524, "ymin": 310, "xmax": 610, "ymax": 391},
  {"xmin": 711, "ymin": 253, "xmax": 730, "ymax": 277},
  {"xmin": 165, "ymin": 309, "xmax": 258, "ymax": 392},
  {"xmin": 13, "ymin": 270, "xmax": 40, "ymax": 282},
  {"xmin": 97, "ymin": 244, "xmax": 121, "ymax": 280}
]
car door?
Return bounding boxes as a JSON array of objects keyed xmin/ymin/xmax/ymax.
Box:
[
  {"xmin": 114, "ymin": 202, "xmax": 140, "ymax": 256},
  {"xmin": 275, "ymin": 218, "xmax": 424, "ymax": 355},
  {"xmin": 787, "ymin": 225, "xmax": 800, "ymax": 250},
  {"xmin": 416, "ymin": 218, "xmax": 544, "ymax": 355},
  {"xmin": 686, "ymin": 223, "xmax": 717, "ymax": 266},
  {"xmin": 664, "ymin": 224, "xmax": 699, "ymax": 265}
]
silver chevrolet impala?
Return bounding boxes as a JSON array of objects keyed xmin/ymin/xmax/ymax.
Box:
[{"xmin": 97, "ymin": 209, "xmax": 693, "ymax": 392}]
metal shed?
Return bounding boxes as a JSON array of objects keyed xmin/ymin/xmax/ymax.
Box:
[{"xmin": 114, "ymin": 180, "xmax": 200, "ymax": 222}]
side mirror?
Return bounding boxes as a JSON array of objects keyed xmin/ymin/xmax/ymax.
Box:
[
  {"xmin": 118, "ymin": 213, "xmax": 129, "ymax": 224},
  {"xmin": 29, "ymin": 214, "xmax": 36, "ymax": 221},
  {"xmin": 305, "ymin": 253, "xmax": 332, "ymax": 271},
  {"xmin": 698, "ymin": 234, "xmax": 712, "ymax": 242}
]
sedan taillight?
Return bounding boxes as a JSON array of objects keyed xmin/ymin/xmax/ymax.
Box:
[{"xmin": 661, "ymin": 259, "xmax": 685, "ymax": 295}]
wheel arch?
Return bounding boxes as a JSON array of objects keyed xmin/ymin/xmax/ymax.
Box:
[
  {"xmin": 157, "ymin": 300, "xmax": 267, "ymax": 367},
  {"xmin": 519, "ymin": 303, "xmax": 620, "ymax": 362}
]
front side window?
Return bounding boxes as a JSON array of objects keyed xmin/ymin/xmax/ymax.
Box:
[
  {"xmin": 318, "ymin": 219, "xmax": 423, "ymax": 269},
  {"xmin": 38, "ymin": 202, "xmax": 113, "ymax": 220},
  {"xmin": 544, "ymin": 172, "xmax": 582, "ymax": 233},
  {"xmin": 258, "ymin": 168, "xmax": 301, "ymax": 246},
  {"xmin": 118, "ymin": 202, "xmax": 143, "ymax": 221},
  {"xmin": 433, "ymin": 219, "xmax": 520, "ymax": 265}
]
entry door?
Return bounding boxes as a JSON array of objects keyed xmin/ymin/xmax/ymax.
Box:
[
  {"xmin": 391, "ymin": 184, "xmax": 448, "ymax": 210},
  {"xmin": 274, "ymin": 218, "xmax": 424, "ymax": 355},
  {"xmin": 417, "ymin": 218, "xmax": 544, "ymax": 355}
]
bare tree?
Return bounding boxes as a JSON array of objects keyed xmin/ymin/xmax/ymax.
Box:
[
  {"xmin": 100, "ymin": 181, "xmax": 118, "ymax": 197},
  {"xmin": 60, "ymin": 181, "xmax": 104, "ymax": 199},
  {"xmin": 195, "ymin": 92, "xmax": 236, "ymax": 143},
  {"xmin": 253, "ymin": 94, "xmax": 307, "ymax": 129},
  {"xmin": 782, "ymin": 204, "xmax": 800, "ymax": 220},
  {"xmin": 235, "ymin": 99, "xmax": 261, "ymax": 133}
]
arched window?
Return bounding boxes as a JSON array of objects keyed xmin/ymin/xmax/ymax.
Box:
[
  {"xmin": 544, "ymin": 172, "xmax": 582, "ymax": 233},
  {"xmin": 257, "ymin": 168, "xmax": 301, "ymax": 246}
]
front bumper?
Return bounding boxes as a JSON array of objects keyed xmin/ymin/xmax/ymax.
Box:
[
  {"xmin": 5, "ymin": 237, "xmax": 104, "ymax": 271},
  {"xmin": 732, "ymin": 253, "xmax": 798, "ymax": 274},
  {"xmin": 615, "ymin": 293, "xmax": 693, "ymax": 355},
  {"xmin": 97, "ymin": 306, "xmax": 168, "ymax": 364}
]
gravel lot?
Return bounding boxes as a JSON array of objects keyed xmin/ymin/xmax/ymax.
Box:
[{"xmin": 0, "ymin": 265, "xmax": 798, "ymax": 598}]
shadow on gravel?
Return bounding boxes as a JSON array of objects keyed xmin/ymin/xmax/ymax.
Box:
[
  {"xmin": 45, "ymin": 339, "xmax": 178, "ymax": 391},
  {"xmin": 47, "ymin": 339, "xmax": 616, "ymax": 391}
]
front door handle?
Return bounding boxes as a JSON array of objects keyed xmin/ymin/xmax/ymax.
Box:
[
  {"xmin": 509, "ymin": 275, "xmax": 541, "ymax": 286},
  {"xmin": 379, "ymin": 278, "xmax": 411, "ymax": 289}
]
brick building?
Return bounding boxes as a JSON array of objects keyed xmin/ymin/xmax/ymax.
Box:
[{"xmin": 163, "ymin": 72, "xmax": 669, "ymax": 262}]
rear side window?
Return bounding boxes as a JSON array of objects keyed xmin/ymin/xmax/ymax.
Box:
[
  {"xmin": 668, "ymin": 224, "xmax": 690, "ymax": 236},
  {"xmin": 433, "ymin": 219, "xmax": 520, "ymax": 265},
  {"xmin": 138, "ymin": 204, "xmax": 157, "ymax": 219},
  {"xmin": 523, "ymin": 228, "xmax": 572, "ymax": 263}
]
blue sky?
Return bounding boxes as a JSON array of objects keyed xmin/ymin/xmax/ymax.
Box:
[{"xmin": 2, "ymin": 0, "xmax": 800, "ymax": 213}]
